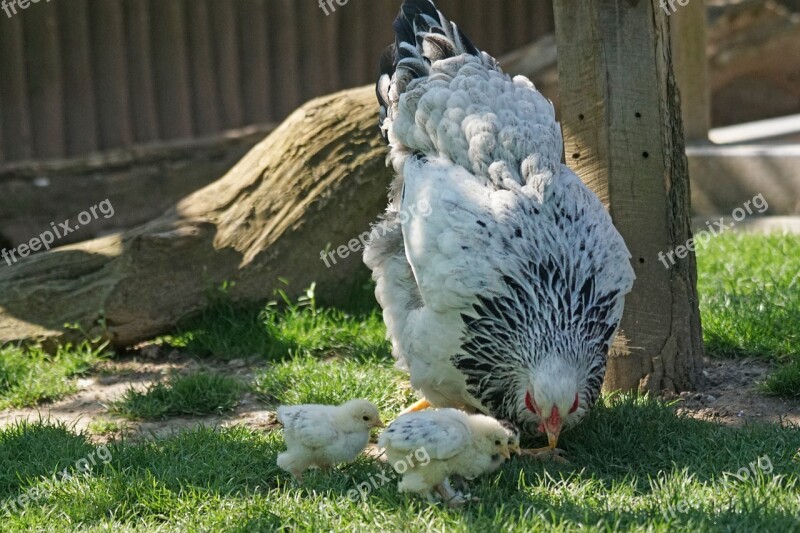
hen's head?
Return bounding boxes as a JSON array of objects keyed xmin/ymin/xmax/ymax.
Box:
[
  {"xmin": 523, "ymin": 359, "xmax": 583, "ymax": 449},
  {"xmin": 338, "ymin": 399, "xmax": 384, "ymax": 431}
]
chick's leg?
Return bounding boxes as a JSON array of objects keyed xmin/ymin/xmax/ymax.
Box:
[
  {"xmin": 399, "ymin": 398, "xmax": 432, "ymax": 415},
  {"xmin": 434, "ymin": 478, "xmax": 467, "ymax": 507},
  {"xmin": 277, "ymin": 451, "xmax": 309, "ymax": 482}
]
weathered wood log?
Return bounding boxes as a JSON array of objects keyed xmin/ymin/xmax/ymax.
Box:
[{"xmin": 0, "ymin": 85, "xmax": 392, "ymax": 348}]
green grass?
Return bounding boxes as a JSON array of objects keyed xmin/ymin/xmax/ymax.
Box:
[
  {"xmin": 87, "ymin": 419, "xmax": 129, "ymax": 436},
  {"xmin": 108, "ymin": 372, "xmax": 241, "ymax": 420},
  {"xmin": 253, "ymin": 354, "xmax": 415, "ymax": 417},
  {"xmin": 168, "ymin": 282, "xmax": 389, "ymax": 362},
  {"xmin": 0, "ymin": 342, "xmax": 105, "ymax": 409},
  {"xmin": 1, "ymin": 230, "xmax": 799, "ymax": 530},
  {"xmin": 1, "ymin": 396, "xmax": 798, "ymax": 531},
  {"xmin": 696, "ymin": 233, "xmax": 800, "ymax": 396}
]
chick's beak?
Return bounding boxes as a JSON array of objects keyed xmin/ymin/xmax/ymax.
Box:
[
  {"xmin": 501, "ymin": 446, "xmax": 511, "ymax": 460},
  {"xmin": 510, "ymin": 442, "xmax": 521, "ymax": 455},
  {"xmin": 372, "ymin": 419, "xmax": 385, "ymax": 429}
]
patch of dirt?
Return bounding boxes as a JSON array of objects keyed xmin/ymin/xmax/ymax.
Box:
[
  {"xmin": 0, "ymin": 348, "xmax": 279, "ymax": 443},
  {"xmin": 1, "ymin": 351, "xmax": 797, "ymax": 444},
  {"xmin": 662, "ymin": 357, "xmax": 800, "ymax": 427}
]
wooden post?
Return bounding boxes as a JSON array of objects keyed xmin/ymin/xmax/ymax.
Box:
[
  {"xmin": 90, "ymin": 0, "xmax": 134, "ymax": 149},
  {"xmin": 59, "ymin": 0, "xmax": 99, "ymax": 155},
  {"xmin": 209, "ymin": 0, "xmax": 244, "ymax": 129},
  {"xmin": 239, "ymin": 0, "xmax": 271, "ymax": 122},
  {"xmin": 0, "ymin": 15, "xmax": 33, "ymax": 161},
  {"xmin": 123, "ymin": 0, "xmax": 160, "ymax": 143},
  {"xmin": 186, "ymin": 0, "xmax": 221, "ymax": 135},
  {"xmin": 671, "ymin": 1, "xmax": 710, "ymax": 142},
  {"xmin": 271, "ymin": 0, "xmax": 301, "ymax": 118},
  {"xmin": 150, "ymin": 0, "xmax": 193, "ymax": 138},
  {"xmin": 553, "ymin": 1, "xmax": 704, "ymax": 393},
  {"xmin": 24, "ymin": 4, "xmax": 65, "ymax": 158}
]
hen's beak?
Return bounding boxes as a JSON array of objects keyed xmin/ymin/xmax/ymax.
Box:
[{"xmin": 547, "ymin": 432, "xmax": 558, "ymax": 449}]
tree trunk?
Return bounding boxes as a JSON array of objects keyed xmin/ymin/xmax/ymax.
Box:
[
  {"xmin": 552, "ymin": 1, "xmax": 704, "ymax": 393},
  {"xmin": 0, "ymin": 86, "xmax": 392, "ymax": 348}
]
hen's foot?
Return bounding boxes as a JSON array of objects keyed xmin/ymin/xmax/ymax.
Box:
[
  {"xmin": 399, "ymin": 398, "xmax": 432, "ymax": 416},
  {"xmin": 519, "ymin": 446, "xmax": 569, "ymax": 463}
]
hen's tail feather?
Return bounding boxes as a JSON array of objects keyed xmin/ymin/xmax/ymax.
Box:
[{"xmin": 377, "ymin": 0, "xmax": 482, "ymax": 142}]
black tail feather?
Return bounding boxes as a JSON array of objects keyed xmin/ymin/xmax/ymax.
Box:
[{"xmin": 376, "ymin": 0, "xmax": 482, "ymax": 142}]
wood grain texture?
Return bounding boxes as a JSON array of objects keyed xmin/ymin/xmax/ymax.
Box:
[
  {"xmin": 239, "ymin": 0, "xmax": 271, "ymax": 122},
  {"xmin": 89, "ymin": 0, "xmax": 134, "ymax": 149},
  {"xmin": 209, "ymin": 0, "xmax": 244, "ymax": 129},
  {"xmin": 0, "ymin": 15, "xmax": 33, "ymax": 161},
  {"xmin": 150, "ymin": 0, "xmax": 193, "ymax": 138},
  {"xmin": 554, "ymin": 0, "xmax": 704, "ymax": 393},
  {"xmin": 58, "ymin": 0, "xmax": 98, "ymax": 155},
  {"xmin": 123, "ymin": 0, "xmax": 159, "ymax": 142},
  {"xmin": 186, "ymin": 0, "xmax": 221, "ymax": 135},
  {"xmin": 24, "ymin": 4, "xmax": 65, "ymax": 158}
]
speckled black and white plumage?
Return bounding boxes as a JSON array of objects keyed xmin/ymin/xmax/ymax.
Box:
[
  {"xmin": 364, "ymin": 0, "xmax": 635, "ymax": 438},
  {"xmin": 378, "ymin": 408, "xmax": 512, "ymax": 502}
]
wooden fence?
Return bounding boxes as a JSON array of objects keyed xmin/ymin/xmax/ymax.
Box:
[{"xmin": 0, "ymin": 0, "xmax": 554, "ymax": 165}]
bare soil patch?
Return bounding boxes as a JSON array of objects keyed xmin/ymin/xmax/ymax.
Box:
[
  {"xmin": 663, "ymin": 357, "xmax": 800, "ymax": 427},
  {"xmin": 1, "ymin": 351, "xmax": 797, "ymax": 444}
]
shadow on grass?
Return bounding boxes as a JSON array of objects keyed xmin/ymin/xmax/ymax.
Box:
[
  {"xmin": 2, "ymin": 395, "xmax": 799, "ymax": 529},
  {"xmin": 167, "ymin": 279, "xmax": 389, "ymax": 363}
]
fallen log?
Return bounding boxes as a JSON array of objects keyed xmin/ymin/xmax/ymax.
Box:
[{"xmin": 0, "ymin": 85, "xmax": 392, "ymax": 348}]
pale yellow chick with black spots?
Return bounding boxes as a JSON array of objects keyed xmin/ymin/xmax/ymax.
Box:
[
  {"xmin": 277, "ymin": 399, "xmax": 383, "ymax": 480},
  {"xmin": 378, "ymin": 408, "xmax": 513, "ymax": 506}
]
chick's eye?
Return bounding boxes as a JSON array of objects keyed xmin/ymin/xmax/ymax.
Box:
[
  {"xmin": 362, "ymin": 416, "xmax": 370, "ymax": 421},
  {"xmin": 494, "ymin": 440, "xmax": 501, "ymax": 446}
]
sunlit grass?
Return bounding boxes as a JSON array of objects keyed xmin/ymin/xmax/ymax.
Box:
[{"xmin": 696, "ymin": 233, "xmax": 800, "ymax": 396}]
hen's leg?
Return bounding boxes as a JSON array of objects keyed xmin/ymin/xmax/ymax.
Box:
[{"xmin": 399, "ymin": 398, "xmax": 432, "ymax": 415}]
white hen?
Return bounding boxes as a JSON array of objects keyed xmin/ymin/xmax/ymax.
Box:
[
  {"xmin": 365, "ymin": 0, "xmax": 635, "ymax": 451},
  {"xmin": 276, "ymin": 399, "xmax": 383, "ymax": 480},
  {"xmin": 378, "ymin": 408, "xmax": 512, "ymax": 505}
]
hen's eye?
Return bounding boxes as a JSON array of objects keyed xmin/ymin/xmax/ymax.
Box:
[
  {"xmin": 362, "ymin": 416, "xmax": 370, "ymax": 421},
  {"xmin": 569, "ymin": 395, "xmax": 580, "ymax": 414}
]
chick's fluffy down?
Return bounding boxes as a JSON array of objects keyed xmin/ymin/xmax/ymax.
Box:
[
  {"xmin": 277, "ymin": 399, "xmax": 382, "ymax": 479},
  {"xmin": 378, "ymin": 408, "xmax": 512, "ymax": 499}
]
